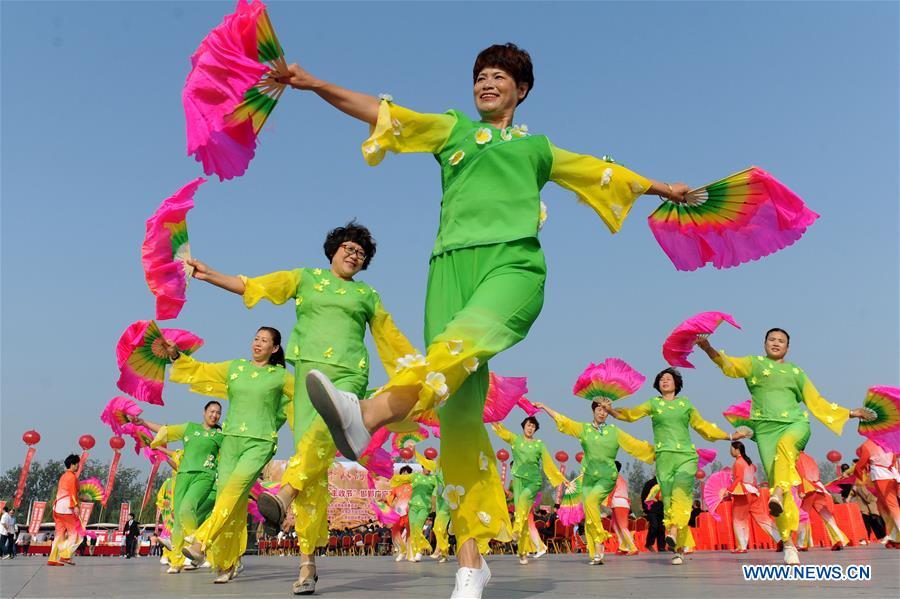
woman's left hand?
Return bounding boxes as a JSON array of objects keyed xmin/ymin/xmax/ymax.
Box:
[
  {"xmin": 850, "ymin": 407, "xmax": 876, "ymax": 422},
  {"xmin": 667, "ymin": 182, "xmax": 691, "ymax": 204}
]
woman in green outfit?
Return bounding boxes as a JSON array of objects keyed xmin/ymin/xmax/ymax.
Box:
[
  {"xmin": 132, "ymin": 401, "xmax": 223, "ymax": 573},
  {"xmin": 696, "ymin": 328, "xmax": 873, "ymax": 565},
  {"xmin": 165, "ymin": 326, "xmax": 293, "ymax": 583},
  {"xmin": 492, "ymin": 417, "xmax": 565, "ymax": 565},
  {"xmin": 416, "ymin": 452, "xmax": 452, "ymax": 562},
  {"xmin": 275, "ymin": 43, "xmax": 691, "ymax": 598},
  {"xmin": 534, "ymin": 401, "xmax": 654, "ymax": 565},
  {"xmin": 606, "ymin": 368, "xmax": 746, "ymax": 565},
  {"xmin": 185, "ymin": 222, "xmax": 415, "ymax": 595},
  {"xmin": 407, "ymin": 461, "xmax": 438, "ymax": 562}
]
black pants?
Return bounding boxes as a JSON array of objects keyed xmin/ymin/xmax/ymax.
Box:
[
  {"xmin": 645, "ymin": 504, "xmax": 666, "ymax": 551},
  {"xmin": 0, "ymin": 534, "xmax": 15, "ymax": 557},
  {"xmin": 862, "ymin": 514, "xmax": 886, "ymax": 540},
  {"xmin": 125, "ymin": 537, "xmax": 138, "ymax": 557}
]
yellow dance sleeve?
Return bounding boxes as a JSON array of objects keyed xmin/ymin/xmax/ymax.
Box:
[
  {"xmin": 390, "ymin": 473, "xmax": 413, "ymax": 487},
  {"xmin": 801, "ymin": 376, "xmax": 850, "ymax": 435},
  {"xmin": 553, "ymin": 413, "xmax": 583, "ymax": 438},
  {"xmin": 362, "ymin": 101, "xmax": 457, "ymax": 166},
  {"xmin": 149, "ymin": 423, "xmax": 187, "ymax": 448},
  {"xmin": 614, "ymin": 402, "xmax": 652, "ymax": 423},
  {"xmin": 415, "ymin": 452, "xmax": 437, "ymax": 472},
  {"xmin": 541, "ymin": 447, "xmax": 566, "ymax": 486},
  {"xmin": 616, "ymin": 428, "xmax": 656, "ymax": 464},
  {"xmin": 276, "ymin": 372, "xmax": 296, "ymax": 433},
  {"xmin": 239, "ymin": 269, "xmax": 302, "ymax": 308},
  {"xmin": 491, "ymin": 423, "xmax": 517, "ymax": 444},
  {"xmin": 711, "ymin": 351, "xmax": 753, "ymax": 378},
  {"xmin": 548, "ymin": 144, "xmax": 651, "ymax": 234},
  {"xmin": 370, "ymin": 298, "xmax": 420, "ymax": 375},
  {"xmin": 170, "ymin": 355, "xmax": 231, "ymax": 399},
  {"xmin": 689, "ymin": 408, "xmax": 730, "ymax": 442}
]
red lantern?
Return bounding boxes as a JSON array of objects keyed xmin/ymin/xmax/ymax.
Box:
[
  {"xmin": 23, "ymin": 430, "xmax": 41, "ymax": 446},
  {"xmin": 109, "ymin": 436, "xmax": 126, "ymax": 451},
  {"xmin": 575, "ymin": 451, "xmax": 584, "ymax": 463},
  {"xmin": 695, "ymin": 470, "xmax": 706, "ymax": 480},
  {"xmin": 79, "ymin": 435, "xmax": 96, "ymax": 451},
  {"xmin": 826, "ymin": 450, "xmax": 842, "ymax": 463},
  {"xmin": 555, "ymin": 451, "xmax": 569, "ymax": 463},
  {"xmin": 424, "ymin": 447, "xmax": 438, "ymax": 460},
  {"xmin": 399, "ymin": 447, "xmax": 414, "ymax": 461},
  {"xmin": 496, "ymin": 449, "xmax": 510, "ymax": 462}
]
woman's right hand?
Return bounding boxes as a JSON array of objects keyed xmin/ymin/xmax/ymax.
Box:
[
  {"xmin": 276, "ymin": 63, "xmax": 318, "ymax": 90},
  {"xmin": 161, "ymin": 338, "xmax": 180, "ymax": 361},
  {"xmin": 186, "ymin": 257, "xmax": 214, "ymax": 282},
  {"xmin": 532, "ymin": 402, "xmax": 546, "ymax": 411}
]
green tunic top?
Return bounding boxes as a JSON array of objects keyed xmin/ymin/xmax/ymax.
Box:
[
  {"xmin": 493, "ymin": 424, "xmax": 565, "ymax": 486},
  {"xmin": 170, "ymin": 356, "xmax": 293, "ymax": 442},
  {"xmin": 555, "ymin": 415, "xmax": 654, "ymax": 484},
  {"xmin": 152, "ymin": 421, "xmax": 222, "ymax": 474},
  {"xmin": 241, "ymin": 267, "xmax": 415, "ymax": 377},
  {"xmin": 616, "ymin": 396, "xmax": 729, "ymax": 455},
  {"xmin": 410, "ymin": 471, "xmax": 438, "ymax": 510},
  {"xmin": 362, "ymin": 101, "xmax": 653, "ymax": 257}
]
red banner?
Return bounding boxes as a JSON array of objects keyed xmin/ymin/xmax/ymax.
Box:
[
  {"xmin": 0, "ymin": 501, "xmax": 5, "ymax": 512},
  {"xmin": 555, "ymin": 463, "xmax": 567, "ymax": 504},
  {"xmin": 140, "ymin": 461, "xmax": 162, "ymax": 515},
  {"xmin": 75, "ymin": 451, "xmax": 90, "ymax": 477},
  {"xmin": 102, "ymin": 451, "xmax": 121, "ymax": 507},
  {"xmin": 78, "ymin": 502, "xmax": 94, "ymax": 527},
  {"xmin": 118, "ymin": 502, "xmax": 130, "ymax": 532},
  {"xmin": 28, "ymin": 501, "xmax": 46, "ymax": 535},
  {"xmin": 14, "ymin": 446, "xmax": 36, "ymax": 508}
]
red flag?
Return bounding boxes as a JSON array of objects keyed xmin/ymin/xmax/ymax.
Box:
[
  {"xmin": 140, "ymin": 460, "xmax": 162, "ymax": 515},
  {"xmin": 75, "ymin": 451, "xmax": 90, "ymax": 477},
  {"xmin": 28, "ymin": 501, "xmax": 46, "ymax": 535},
  {"xmin": 78, "ymin": 502, "xmax": 95, "ymax": 527},
  {"xmin": 118, "ymin": 502, "xmax": 130, "ymax": 532},
  {"xmin": 103, "ymin": 451, "xmax": 121, "ymax": 507},
  {"xmin": 14, "ymin": 446, "xmax": 36, "ymax": 508}
]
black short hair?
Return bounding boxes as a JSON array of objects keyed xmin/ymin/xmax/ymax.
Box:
[
  {"xmin": 399, "ymin": 465, "xmax": 413, "ymax": 475},
  {"xmin": 652, "ymin": 367, "xmax": 683, "ymax": 395},
  {"xmin": 614, "ymin": 460, "xmax": 622, "ymax": 473},
  {"xmin": 323, "ymin": 220, "xmax": 376, "ymax": 270},
  {"xmin": 765, "ymin": 328, "xmax": 790, "ymax": 345},
  {"xmin": 520, "ymin": 416, "xmax": 540, "ymax": 431},
  {"xmin": 204, "ymin": 400, "xmax": 221, "ymax": 412},
  {"xmin": 473, "ymin": 43, "xmax": 535, "ymax": 104},
  {"xmin": 64, "ymin": 454, "xmax": 80, "ymax": 469}
]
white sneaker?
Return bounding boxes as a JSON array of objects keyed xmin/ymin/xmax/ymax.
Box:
[
  {"xmin": 159, "ymin": 537, "xmax": 173, "ymax": 551},
  {"xmin": 413, "ymin": 552, "xmax": 423, "ymax": 562},
  {"xmin": 533, "ymin": 548, "xmax": 547, "ymax": 559},
  {"xmin": 230, "ymin": 561, "xmax": 244, "ymax": 580},
  {"xmin": 438, "ymin": 555, "xmax": 448, "ymax": 563},
  {"xmin": 183, "ymin": 562, "xmax": 198, "ymax": 571},
  {"xmin": 395, "ymin": 551, "xmax": 405, "ymax": 562},
  {"xmin": 200, "ymin": 560, "xmax": 211, "ymax": 568},
  {"xmin": 518, "ymin": 555, "xmax": 528, "ymax": 565},
  {"xmin": 214, "ymin": 568, "xmax": 232, "ymax": 583},
  {"xmin": 306, "ymin": 370, "xmax": 371, "ymax": 461},
  {"xmin": 671, "ymin": 551, "xmax": 684, "ymax": 565},
  {"xmin": 160, "ymin": 556, "xmax": 168, "ymax": 565},
  {"xmin": 783, "ymin": 545, "xmax": 800, "ymax": 565},
  {"xmin": 166, "ymin": 566, "xmax": 181, "ymax": 574},
  {"xmin": 451, "ymin": 557, "xmax": 491, "ymax": 599}
]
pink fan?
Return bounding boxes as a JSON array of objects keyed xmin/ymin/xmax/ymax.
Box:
[
  {"xmin": 662, "ymin": 311, "xmax": 741, "ymax": 368},
  {"xmin": 183, "ymin": 0, "xmax": 288, "ymax": 181},
  {"xmin": 648, "ymin": 167, "xmax": 819, "ymax": 271},
  {"xmin": 100, "ymin": 396, "xmax": 143, "ymax": 435},
  {"xmin": 696, "ymin": 448, "xmax": 717, "ymax": 469},
  {"xmin": 390, "ymin": 426, "xmax": 429, "ymax": 457},
  {"xmin": 723, "ymin": 399, "xmax": 752, "ymax": 429},
  {"xmin": 359, "ymin": 447, "xmax": 394, "ymax": 479},
  {"xmin": 824, "ymin": 474, "xmax": 856, "ymax": 494},
  {"xmin": 558, "ymin": 477, "xmax": 584, "ymax": 526},
  {"xmin": 482, "ymin": 373, "xmax": 529, "ymax": 423},
  {"xmin": 367, "ymin": 474, "xmax": 401, "ymax": 525},
  {"xmin": 702, "ymin": 468, "xmax": 732, "ymax": 521},
  {"xmin": 116, "ymin": 320, "xmax": 204, "ymax": 405},
  {"xmin": 517, "ymin": 396, "xmax": 540, "ymax": 417},
  {"xmin": 572, "ymin": 358, "xmax": 645, "ymax": 402},
  {"xmin": 142, "ymin": 178, "xmax": 204, "ymax": 320}
]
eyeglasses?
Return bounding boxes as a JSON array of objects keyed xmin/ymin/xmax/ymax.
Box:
[{"xmin": 341, "ymin": 243, "xmax": 367, "ymax": 260}]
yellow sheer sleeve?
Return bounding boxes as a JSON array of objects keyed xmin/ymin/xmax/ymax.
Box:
[
  {"xmin": 362, "ymin": 101, "xmax": 457, "ymax": 166},
  {"xmin": 553, "ymin": 413, "xmax": 583, "ymax": 438},
  {"xmin": 239, "ymin": 269, "xmax": 302, "ymax": 308},
  {"xmin": 370, "ymin": 299, "xmax": 420, "ymax": 375},
  {"xmin": 415, "ymin": 452, "xmax": 437, "ymax": 472},
  {"xmin": 390, "ymin": 473, "xmax": 413, "ymax": 487},
  {"xmin": 541, "ymin": 447, "xmax": 566, "ymax": 486},
  {"xmin": 616, "ymin": 428, "xmax": 656, "ymax": 464},
  {"xmin": 711, "ymin": 352, "xmax": 753, "ymax": 379},
  {"xmin": 548, "ymin": 144, "xmax": 651, "ymax": 234},
  {"xmin": 614, "ymin": 402, "xmax": 652, "ymax": 423},
  {"xmin": 149, "ymin": 423, "xmax": 187, "ymax": 448},
  {"xmin": 492, "ymin": 423, "xmax": 517, "ymax": 444},
  {"xmin": 689, "ymin": 408, "xmax": 730, "ymax": 442},
  {"xmin": 277, "ymin": 372, "xmax": 295, "ymax": 433},
  {"xmin": 801, "ymin": 376, "xmax": 850, "ymax": 435},
  {"xmin": 170, "ymin": 355, "xmax": 231, "ymax": 399}
]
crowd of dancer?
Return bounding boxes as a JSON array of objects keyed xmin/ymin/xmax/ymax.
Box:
[{"xmin": 38, "ymin": 37, "xmax": 895, "ymax": 599}]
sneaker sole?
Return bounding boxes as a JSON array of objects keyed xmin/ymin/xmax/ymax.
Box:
[
  {"xmin": 182, "ymin": 545, "xmax": 205, "ymax": 563},
  {"xmin": 257, "ymin": 492, "xmax": 286, "ymax": 530},
  {"xmin": 306, "ymin": 370, "xmax": 359, "ymax": 461},
  {"xmin": 768, "ymin": 500, "xmax": 783, "ymax": 517}
]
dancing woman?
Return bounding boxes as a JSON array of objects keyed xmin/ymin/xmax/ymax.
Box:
[
  {"xmin": 697, "ymin": 329, "xmax": 872, "ymax": 564},
  {"xmin": 535, "ymin": 401, "xmax": 654, "ymax": 565},
  {"xmin": 47, "ymin": 454, "xmax": 82, "ymax": 566},
  {"xmin": 386, "ymin": 466, "xmax": 414, "ymax": 561},
  {"xmin": 416, "ymin": 451, "xmax": 452, "ymax": 562},
  {"xmin": 607, "ymin": 461, "xmax": 639, "ymax": 556},
  {"xmin": 133, "ymin": 401, "xmax": 223, "ymax": 572},
  {"xmin": 795, "ymin": 452, "xmax": 849, "ymax": 550},
  {"xmin": 607, "ymin": 368, "xmax": 744, "ymax": 564},
  {"xmin": 853, "ymin": 439, "xmax": 900, "ymax": 546},
  {"xmin": 492, "ymin": 417, "xmax": 564, "ymax": 564},
  {"xmin": 167, "ymin": 327, "xmax": 293, "ymax": 583},
  {"xmin": 728, "ymin": 442, "xmax": 779, "ymax": 553},
  {"xmin": 186, "ymin": 222, "xmax": 415, "ymax": 594},
  {"xmin": 276, "ymin": 43, "xmax": 691, "ymax": 597},
  {"xmin": 407, "ymin": 460, "xmax": 438, "ymax": 562}
]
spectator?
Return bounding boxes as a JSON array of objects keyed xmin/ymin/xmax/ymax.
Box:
[
  {"xmin": 1, "ymin": 507, "xmax": 17, "ymax": 559},
  {"xmin": 124, "ymin": 513, "xmax": 140, "ymax": 558},
  {"xmin": 641, "ymin": 477, "xmax": 665, "ymax": 552},
  {"xmin": 849, "ymin": 480, "xmax": 886, "ymax": 542},
  {"xmin": 688, "ymin": 500, "xmax": 704, "ymax": 528},
  {"xmin": 16, "ymin": 529, "xmax": 31, "ymax": 556}
]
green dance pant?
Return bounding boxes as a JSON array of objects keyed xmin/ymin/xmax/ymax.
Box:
[
  {"xmin": 433, "ymin": 507, "xmax": 451, "ymax": 555},
  {"xmin": 408, "ymin": 503, "xmax": 434, "ymax": 556},
  {"xmin": 753, "ymin": 419, "xmax": 810, "ymax": 541},
  {"xmin": 582, "ymin": 472, "xmax": 617, "ymax": 558},
  {"xmin": 284, "ymin": 360, "xmax": 367, "ymax": 554},
  {"xmin": 512, "ymin": 476, "xmax": 545, "ymax": 556},
  {"xmin": 169, "ymin": 471, "xmax": 215, "ymax": 568},
  {"xmin": 656, "ymin": 451, "xmax": 698, "ymax": 551}
]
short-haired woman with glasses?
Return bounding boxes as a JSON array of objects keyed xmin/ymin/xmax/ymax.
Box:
[{"xmin": 185, "ymin": 220, "xmax": 417, "ymax": 595}]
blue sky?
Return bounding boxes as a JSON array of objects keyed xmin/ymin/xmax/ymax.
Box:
[{"xmin": 1, "ymin": 1, "xmax": 897, "ymax": 475}]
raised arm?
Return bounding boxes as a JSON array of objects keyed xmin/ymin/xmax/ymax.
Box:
[
  {"xmin": 278, "ymin": 63, "xmax": 380, "ymax": 125},
  {"xmin": 696, "ymin": 339, "xmax": 752, "ymax": 379},
  {"xmin": 533, "ymin": 402, "xmax": 581, "ymax": 438},
  {"xmin": 185, "ymin": 258, "xmax": 246, "ymax": 295},
  {"xmin": 606, "ymin": 401, "xmax": 651, "ymax": 423},
  {"xmin": 688, "ymin": 408, "xmax": 734, "ymax": 442},
  {"xmin": 616, "ymin": 428, "xmax": 656, "ymax": 464},
  {"xmin": 149, "ymin": 423, "xmax": 188, "ymax": 449},
  {"xmin": 491, "ymin": 423, "xmax": 517, "ymax": 444}
]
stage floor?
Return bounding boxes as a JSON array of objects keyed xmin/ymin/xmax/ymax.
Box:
[{"xmin": 2, "ymin": 547, "xmax": 898, "ymax": 598}]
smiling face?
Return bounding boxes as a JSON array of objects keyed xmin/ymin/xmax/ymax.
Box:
[
  {"xmin": 251, "ymin": 329, "xmax": 278, "ymax": 363},
  {"xmin": 522, "ymin": 420, "xmax": 537, "ymax": 437},
  {"xmin": 764, "ymin": 330, "xmax": 789, "ymax": 360},
  {"xmin": 657, "ymin": 373, "xmax": 677, "ymax": 395},
  {"xmin": 331, "ymin": 241, "xmax": 366, "ymax": 279},
  {"xmin": 204, "ymin": 403, "xmax": 221, "ymax": 428},
  {"xmin": 473, "ymin": 67, "xmax": 528, "ymax": 121}
]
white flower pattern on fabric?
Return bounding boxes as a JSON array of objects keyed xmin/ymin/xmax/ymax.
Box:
[
  {"xmin": 538, "ymin": 201, "xmax": 548, "ymax": 231},
  {"xmin": 500, "ymin": 128, "xmax": 512, "ymax": 141},
  {"xmin": 600, "ymin": 167, "xmax": 613, "ymax": 187},
  {"xmin": 378, "ymin": 93, "xmax": 394, "ymax": 103},
  {"xmin": 395, "ymin": 353, "xmax": 427, "ymax": 373},
  {"xmin": 477, "ymin": 511, "xmax": 492, "ymax": 525},
  {"xmin": 479, "ymin": 452, "xmax": 489, "ymax": 471},
  {"xmin": 449, "ymin": 150, "xmax": 465, "ymax": 166},
  {"xmin": 443, "ymin": 484, "xmax": 465, "ymax": 510},
  {"xmin": 630, "ymin": 181, "xmax": 644, "ymax": 193},
  {"xmin": 475, "ymin": 128, "xmax": 492, "ymax": 145},
  {"xmin": 463, "ymin": 357, "xmax": 479, "ymax": 373},
  {"xmin": 363, "ymin": 140, "xmax": 381, "ymax": 155},
  {"xmin": 425, "ymin": 372, "xmax": 449, "ymax": 399},
  {"xmin": 510, "ymin": 124, "xmax": 529, "ymax": 137},
  {"xmin": 447, "ymin": 340, "xmax": 464, "ymax": 356}
]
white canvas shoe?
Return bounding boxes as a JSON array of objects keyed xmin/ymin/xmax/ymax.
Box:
[
  {"xmin": 450, "ymin": 557, "xmax": 491, "ymax": 599},
  {"xmin": 214, "ymin": 568, "xmax": 233, "ymax": 584},
  {"xmin": 306, "ymin": 370, "xmax": 371, "ymax": 461},
  {"xmin": 671, "ymin": 551, "xmax": 684, "ymax": 565},
  {"xmin": 783, "ymin": 545, "xmax": 800, "ymax": 565},
  {"xmin": 166, "ymin": 566, "xmax": 181, "ymax": 574}
]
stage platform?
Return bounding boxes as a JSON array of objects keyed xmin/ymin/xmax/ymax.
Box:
[{"xmin": 1, "ymin": 547, "xmax": 897, "ymax": 598}]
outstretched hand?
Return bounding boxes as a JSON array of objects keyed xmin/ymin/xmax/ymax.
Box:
[
  {"xmin": 161, "ymin": 337, "xmax": 180, "ymax": 361},
  {"xmin": 186, "ymin": 258, "xmax": 211, "ymax": 281},
  {"xmin": 666, "ymin": 182, "xmax": 691, "ymax": 204},
  {"xmin": 851, "ymin": 407, "xmax": 876, "ymax": 422},
  {"xmin": 532, "ymin": 402, "xmax": 547, "ymax": 412},
  {"xmin": 275, "ymin": 63, "xmax": 318, "ymax": 90}
]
